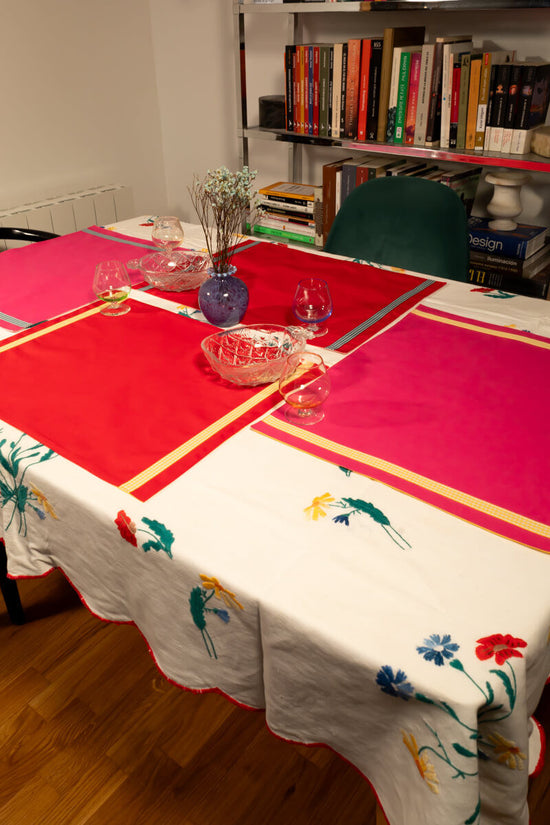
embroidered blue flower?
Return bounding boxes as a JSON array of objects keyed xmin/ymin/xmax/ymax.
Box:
[
  {"xmin": 376, "ymin": 665, "xmax": 414, "ymax": 700},
  {"xmin": 332, "ymin": 513, "xmax": 350, "ymax": 525},
  {"xmin": 214, "ymin": 609, "xmax": 230, "ymax": 623},
  {"xmin": 417, "ymin": 633, "xmax": 460, "ymax": 667}
]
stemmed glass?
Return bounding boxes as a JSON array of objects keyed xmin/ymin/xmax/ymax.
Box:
[
  {"xmin": 151, "ymin": 216, "xmax": 185, "ymax": 268},
  {"xmin": 278, "ymin": 352, "xmax": 331, "ymax": 425},
  {"xmin": 93, "ymin": 260, "xmax": 132, "ymax": 316},
  {"xmin": 292, "ymin": 277, "xmax": 333, "ymax": 338}
]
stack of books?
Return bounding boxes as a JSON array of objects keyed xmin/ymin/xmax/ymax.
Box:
[
  {"xmin": 253, "ymin": 182, "xmax": 323, "ymax": 247},
  {"xmin": 467, "ymin": 217, "xmax": 550, "ymax": 298},
  {"xmin": 283, "ymin": 28, "xmax": 550, "ymax": 155}
]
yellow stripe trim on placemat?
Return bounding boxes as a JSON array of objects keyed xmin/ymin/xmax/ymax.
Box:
[
  {"xmin": 119, "ymin": 383, "xmax": 279, "ymax": 493},
  {"xmin": 0, "ymin": 305, "xmax": 104, "ymax": 353},
  {"xmin": 260, "ymin": 415, "xmax": 550, "ymax": 540},
  {"xmin": 412, "ymin": 307, "xmax": 550, "ymax": 351}
]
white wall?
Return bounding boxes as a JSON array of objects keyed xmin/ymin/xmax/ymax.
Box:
[{"xmin": 0, "ymin": 0, "xmax": 167, "ymax": 216}]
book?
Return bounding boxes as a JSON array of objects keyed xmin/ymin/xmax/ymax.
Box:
[
  {"xmin": 340, "ymin": 43, "xmax": 348, "ymax": 137},
  {"xmin": 426, "ymin": 35, "xmax": 471, "ymax": 148},
  {"xmin": 355, "ymin": 156, "xmax": 403, "ymax": 183},
  {"xmin": 394, "ymin": 49, "xmax": 418, "ymax": 144},
  {"xmin": 500, "ymin": 63, "xmax": 523, "ymax": 154},
  {"xmin": 456, "ymin": 52, "xmax": 472, "ymax": 150},
  {"xmin": 331, "ymin": 42, "xmax": 344, "ymax": 138},
  {"xmin": 318, "ymin": 45, "xmax": 332, "ymax": 138},
  {"xmin": 404, "ymin": 50, "xmax": 422, "ymax": 145},
  {"xmin": 307, "ymin": 44, "xmax": 314, "ymax": 135},
  {"xmin": 510, "ymin": 62, "xmax": 550, "ymax": 154},
  {"xmin": 312, "ymin": 45, "xmax": 320, "ymax": 136},
  {"xmin": 449, "ymin": 52, "xmax": 465, "ymax": 148},
  {"xmin": 340, "ymin": 158, "xmax": 368, "ymax": 204},
  {"xmin": 468, "ymin": 217, "xmax": 548, "ymax": 260},
  {"xmin": 377, "ymin": 26, "xmax": 425, "ymax": 142},
  {"xmin": 439, "ymin": 165, "xmax": 481, "ymax": 216},
  {"xmin": 252, "ymin": 224, "xmax": 316, "ymax": 246},
  {"xmin": 467, "ymin": 263, "xmax": 550, "ymax": 299},
  {"xmin": 258, "ymin": 198, "xmax": 314, "ymax": 216},
  {"xmin": 259, "ymin": 182, "xmax": 319, "ymax": 203},
  {"xmin": 483, "ymin": 62, "xmax": 498, "ymax": 150},
  {"xmin": 475, "ymin": 50, "xmax": 515, "ymax": 151},
  {"xmin": 488, "ymin": 63, "xmax": 512, "ymax": 152},
  {"xmin": 387, "ymin": 160, "xmax": 430, "ymax": 176},
  {"xmin": 322, "ymin": 157, "xmax": 352, "ymax": 245},
  {"xmin": 285, "ymin": 45, "xmax": 295, "ymax": 131},
  {"xmin": 465, "ymin": 53, "xmax": 483, "ymax": 150},
  {"xmin": 414, "ymin": 43, "xmax": 435, "ymax": 146},
  {"xmin": 440, "ymin": 40, "xmax": 472, "ymax": 149},
  {"xmin": 357, "ymin": 39, "xmax": 372, "ymax": 141},
  {"xmin": 344, "ymin": 38, "xmax": 362, "ymax": 138},
  {"xmin": 255, "ymin": 215, "xmax": 315, "ymax": 235},
  {"xmin": 366, "ymin": 38, "xmax": 383, "ymax": 141},
  {"xmin": 469, "ymin": 239, "xmax": 550, "ymax": 276}
]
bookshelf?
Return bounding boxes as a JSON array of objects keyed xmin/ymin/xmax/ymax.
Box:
[{"xmin": 234, "ymin": 1, "xmax": 550, "ymax": 189}]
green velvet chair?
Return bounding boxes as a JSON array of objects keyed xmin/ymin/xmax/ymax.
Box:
[{"xmin": 324, "ymin": 175, "xmax": 470, "ymax": 282}]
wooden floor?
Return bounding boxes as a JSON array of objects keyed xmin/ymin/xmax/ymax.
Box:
[{"xmin": 0, "ymin": 571, "xmax": 548, "ymax": 825}]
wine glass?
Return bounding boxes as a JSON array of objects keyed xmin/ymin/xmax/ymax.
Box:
[
  {"xmin": 278, "ymin": 351, "xmax": 331, "ymax": 425},
  {"xmin": 152, "ymin": 216, "xmax": 185, "ymax": 267},
  {"xmin": 93, "ymin": 260, "xmax": 132, "ymax": 316},
  {"xmin": 292, "ymin": 277, "xmax": 333, "ymax": 338}
]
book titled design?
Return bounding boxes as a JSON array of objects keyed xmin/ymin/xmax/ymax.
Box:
[{"xmin": 468, "ymin": 217, "xmax": 548, "ymax": 260}]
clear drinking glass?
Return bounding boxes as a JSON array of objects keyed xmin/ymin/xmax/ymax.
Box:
[
  {"xmin": 279, "ymin": 351, "xmax": 331, "ymax": 425},
  {"xmin": 151, "ymin": 216, "xmax": 184, "ymax": 265},
  {"xmin": 292, "ymin": 277, "xmax": 333, "ymax": 338},
  {"xmin": 93, "ymin": 260, "xmax": 132, "ymax": 316}
]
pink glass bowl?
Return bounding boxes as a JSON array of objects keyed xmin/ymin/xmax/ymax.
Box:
[{"xmin": 201, "ymin": 324, "xmax": 305, "ymax": 386}]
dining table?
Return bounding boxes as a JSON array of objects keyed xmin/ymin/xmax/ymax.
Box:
[{"xmin": 0, "ymin": 214, "xmax": 549, "ymax": 825}]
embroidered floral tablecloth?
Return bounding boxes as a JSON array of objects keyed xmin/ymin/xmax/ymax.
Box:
[{"xmin": 1, "ymin": 219, "xmax": 549, "ymax": 825}]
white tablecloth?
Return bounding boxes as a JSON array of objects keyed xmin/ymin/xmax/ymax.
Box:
[{"xmin": 2, "ymin": 217, "xmax": 549, "ymax": 825}]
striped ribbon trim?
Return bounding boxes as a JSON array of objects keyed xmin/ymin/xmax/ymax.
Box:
[
  {"xmin": 412, "ymin": 307, "xmax": 550, "ymax": 350},
  {"xmin": 119, "ymin": 379, "xmax": 279, "ymax": 493},
  {"xmin": 259, "ymin": 414, "xmax": 550, "ymax": 541},
  {"xmin": 0, "ymin": 311, "xmax": 32, "ymax": 330},
  {"xmin": 326, "ymin": 279, "xmax": 437, "ymax": 351},
  {"xmin": 81, "ymin": 227, "xmax": 158, "ymax": 250}
]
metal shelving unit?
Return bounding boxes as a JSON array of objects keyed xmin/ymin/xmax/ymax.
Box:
[{"xmin": 234, "ymin": 0, "xmax": 550, "ymax": 185}]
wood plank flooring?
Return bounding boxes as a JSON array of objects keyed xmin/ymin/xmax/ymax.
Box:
[{"xmin": 1, "ymin": 570, "xmax": 548, "ymax": 825}]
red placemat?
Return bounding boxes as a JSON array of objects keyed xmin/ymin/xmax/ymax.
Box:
[
  {"xmin": 146, "ymin": 242, "xmax": 444, "ymax": 352},
  {"xmin": 0, "ymin": 226, "xmax": 156, "ymax": 331},
  {"xmin": 0, "ymin": 301, "xmax": 281, "ymax": 500},
  {"xmin": 253, "ymin": 306, "xmax": 550, "ymax": 554}
]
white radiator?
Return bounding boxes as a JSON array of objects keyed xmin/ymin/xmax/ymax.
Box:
[{"xmin": 0, "ymin": 184, "xmax": 134, "ymax": 249}]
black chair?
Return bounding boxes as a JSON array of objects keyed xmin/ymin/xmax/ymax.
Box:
[{"xmin": 0, "ymin": 227, "xmax": 59, "ymax": 244}]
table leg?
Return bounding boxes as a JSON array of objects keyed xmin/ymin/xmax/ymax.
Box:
[
  {"xmin": 375, "ymin": 802, "xmax": 387, "ymax": 825},
  {"xmin": 0, "ymin": 539, "xmax": 26, "ymax": 624}
]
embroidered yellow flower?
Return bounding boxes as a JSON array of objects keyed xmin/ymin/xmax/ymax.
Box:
[
  {"xmin": 488, "ymin": 732, "xmax": 526, "ymax": 770},
  {"xmin": 304, "ymin": 493, "xmax": 335, "ymax": 521},
  {"xmin": 402, "ymin": 731, "xmax": 440, "ymax": 794},
  {"xmin": 200, "ymin": 575, "xmax": 244, "ymax": 610},
  {"xmin": 29, "ymin": 484, "xmax": 58, "ymax": 519}
]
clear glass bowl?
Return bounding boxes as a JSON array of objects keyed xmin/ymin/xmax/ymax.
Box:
[
  {"xmin": 138, "ymin": 250, "xmax": 209, "ymax": 291},
  {"xmin": 201, "ymin": 324, "xmax": 305, "ymax": 386}
]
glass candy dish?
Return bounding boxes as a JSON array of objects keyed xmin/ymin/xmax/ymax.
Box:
[
  {"xmin": 201, "ymin": 324, "xmax": 305, "ymax": 386},
  {"xmin": 138, "ymin": 250, "xmax": 209, "ymax": 291}
]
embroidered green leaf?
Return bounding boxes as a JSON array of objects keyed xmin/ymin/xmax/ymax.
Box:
[
  {"xmin": 490, "ymin": 669, "xmax": 515, "ymax": 710},
  {"xmin": 485, "ymin": 680, "xmax": 494, "ymax": 706},
  {"xmin": 142, "ymin": 517, "xmax": 174, "ymax": 558},
  {"xmin": 189, "ymin": 586, "xmax": 207, "ymax": 630},
  {"xmin": 142, "ymin": 539, "xmax": 163, "ymax": 554},
  {"xmin": 452, "ymin": 742, "xmax": 477, "ymax": 758},
  {"xmin": 415, "ymin": 692, "xmax": 435, "ymax": 705},
  {"xmin": 441, "ymin": 701, "xmax": 460, "ymax": 722},
  {"xmin": 464, "ymin": 799, "xmax": 481, "ymax": 825},
  {"xmin": 449, "ymin": 658, "xmax": 464, "ymax": 672},
  {"xmin": 342, "ymin": 498, "xmax": 390, "ymax": 526}
]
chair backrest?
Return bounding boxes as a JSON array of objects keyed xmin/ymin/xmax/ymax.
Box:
[
  {"xmin": 0, "ymin": 227, "xmax": 59, "ymax": 244},
  {"xmin": 324, "ymin": 176, "xmax": 469, "ymax": 282}
]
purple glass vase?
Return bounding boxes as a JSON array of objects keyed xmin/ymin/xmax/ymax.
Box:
[{"xmin": 198, "ymin": 264, "xmax": 249, "ymax": 328}]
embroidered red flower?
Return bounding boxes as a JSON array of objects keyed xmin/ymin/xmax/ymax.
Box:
[
  {"xmin": 471, "ymin": 287, "xmax": 494, "ymax": 293},
  {"xmin": 475, "ymin": 634, "xmax": 527, "ymax": 666},
  {"xmin": 115, "ymin": 510, "xmax": 137, "ymax": 546}
]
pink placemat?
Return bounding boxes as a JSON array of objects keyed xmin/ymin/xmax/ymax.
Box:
[
  {"xmin": 253, "ymin": 306, "xmax": 550, "ymax": 554},
  {"xmin": 147, "ymin": 241, "xmax": 445, "ymax": 353},
  {"xmin": 0, "ymin": 226, "xmax": 156, "ymax": 331}
]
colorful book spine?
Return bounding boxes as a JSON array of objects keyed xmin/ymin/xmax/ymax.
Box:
[
  {"xmin": 488, "ymin": 63, "xmax": 512, "ymax": 152},
  {"xmin": 366, "ymin": 39, "xmax": 383, "ymax": 141},
  {"xmin": 501, "ymin": 63, "xmax": 522, "ymax": 154},
  {"xmin": 465, "ymin": 53, "xmax": 482, "ymax": 150},
  {"xmin": 414, "ymin": 43, "xmax": 435, "ymax": 146},
  {"xmin": 331, "ymin": 42, "xmax": 343, "ymax": 138},
  {"xmin": 474, "ymin": 52, "xmax": 493, "ymax": 150},
  {"xmin": 456, "ymin": 52, "xmax": 471, "ymax": 150},
  {"xmin": 483, "ymin": 63, "xmax": 498, "ymax": 150},
  {"xmin": 344, "ymin": 39, "xmax": 362, "ymax": 138},
  {"xmin": 394, "ymin": 49, "xmax": 413, "ymax": 144},
  {"xmin": 449, "ymin": 55, "xmax": 463, "ymax": 149},
  {"xmin": 404, "ymin": 50, "xmax": 422, "ymax": 145},
  {"xmin": 318, "ymin": 45, "xmax": 331, "ymax": 138},
  {"xmin": 339, "ymin": 43, "xmax": 348, "ymax": 138},
  {"xmin": 356, "ymin": 39, "xmax": 372, "ymax": 141},
  {"xmin": 312, "ymin": 45, "xmax": 320, "ymax": 136}
]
